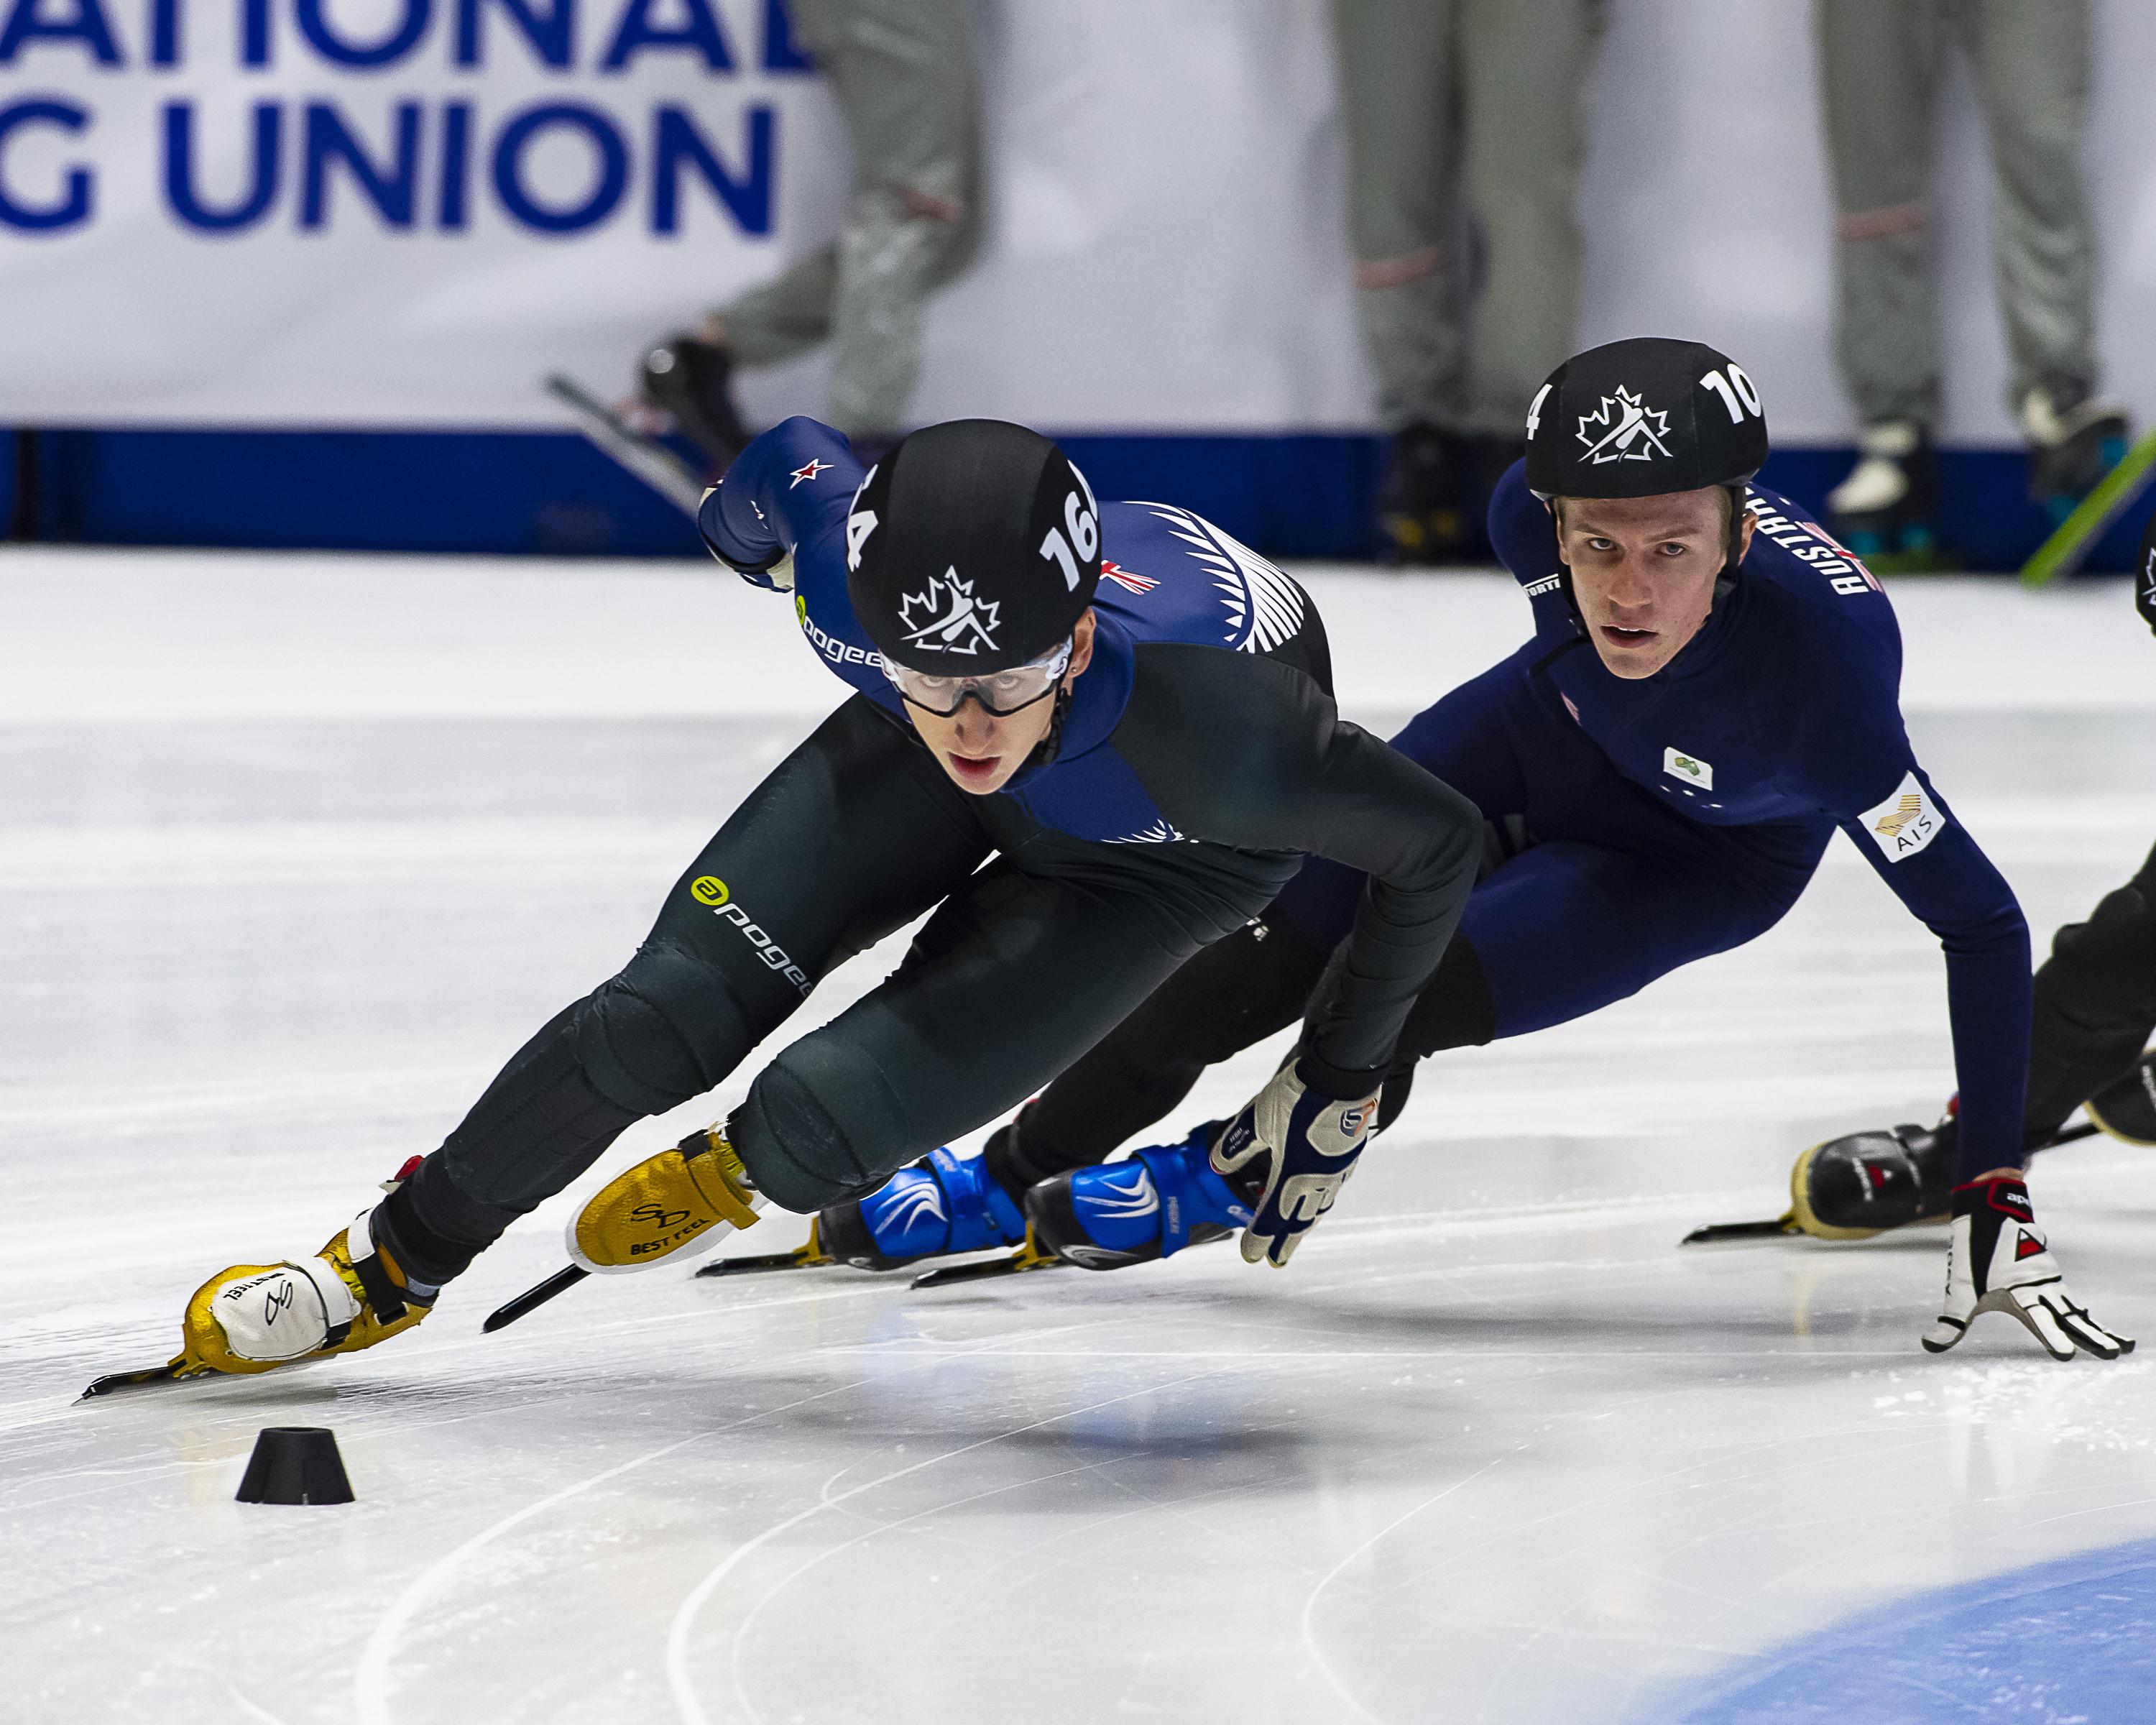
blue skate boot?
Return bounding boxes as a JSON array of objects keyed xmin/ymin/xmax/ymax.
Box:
[
  {"xmin": 1025, "ymin": 1122, "xmax": 1255, "ymax": 1271},
  {"xmin": 814, "ymin": 1147, "xmax": 1028, "ymax": 1271}
]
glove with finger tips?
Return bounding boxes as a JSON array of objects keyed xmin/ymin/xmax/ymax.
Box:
[
  {"xmin": 1211, "ymin": 1062, "xmax": 1379, "ymax": 1267},
  {"xmin": 1921, "ymin": 1177, "xmax": 2132, "ymax": 1361}
]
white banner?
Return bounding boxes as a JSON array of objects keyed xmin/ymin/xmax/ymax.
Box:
[{"xmin": 1, "ymin": 0, "xmax": 2152, "ymax": 441}]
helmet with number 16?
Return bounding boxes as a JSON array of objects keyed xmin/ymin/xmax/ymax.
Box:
[{"xmin": 844, "ymin": 420, "xmax": 1103, "ymax": 688}]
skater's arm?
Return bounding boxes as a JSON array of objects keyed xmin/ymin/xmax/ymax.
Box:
[
  {"xmin": 1118, "ymin": 647, "xmax": 1482, "ymax": 1098},
  {"xmin": 698, "ymin": 417, "xmax": 863, "ymax": 584},
  {"xmin": 1828, "ymin": 752, "xmax": 2033, "ymax": 1182}
]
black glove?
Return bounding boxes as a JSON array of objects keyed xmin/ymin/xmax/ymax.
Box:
[{"xmin": 2137, "ymin": 510, "xmax": 2156, "ymax": 638}]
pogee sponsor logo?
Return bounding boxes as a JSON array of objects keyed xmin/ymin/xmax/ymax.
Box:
[
  {"xmin": 796, "ymin": 595, "xmax": 885, "ymax": 671},
  {"xmin": 687, "ymin": 875, "xmax": 810, "ymax": 993}
]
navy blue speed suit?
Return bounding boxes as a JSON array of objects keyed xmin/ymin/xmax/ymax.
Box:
[{"xmin": 1000, "ymin": 463, "xmax": 2032, "ymax": 1191}]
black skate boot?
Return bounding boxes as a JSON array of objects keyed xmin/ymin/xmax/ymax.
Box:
[
  {"xmin": 1788, "ymin": 1122, "xmax": 1955, "ymax": 1239},
  {"xmin": 640, "ymin": 334, "xmax": 752, "ymax": 472},
  {"xmin": 2022, "ymin": 385, "xmax": 2130, "ymax": 521},
  {"xmin": 2086, "ymin": 1050, "xmax": 2156, "ymax": 1146},
  {"xmin": 1826, "ymin": 420, "xmax": 1943, "ymax": 571},
  {"xmin": 1378, "ymin": 423, "xmax": 1475, "ymax": 565}
]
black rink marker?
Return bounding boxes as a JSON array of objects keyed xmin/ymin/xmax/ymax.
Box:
[{"xmin": 236, "ymin": 1427, "xmax": 354, "ymax": 1505}]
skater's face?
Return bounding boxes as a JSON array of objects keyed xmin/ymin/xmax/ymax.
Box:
[
  {"xmin": 1554, "ymin": 488, "xmax": 1756, "ymax": 679},
  {"xmin": 908, "ymin": 610, "xmax": 1097, "ymax": 794}
]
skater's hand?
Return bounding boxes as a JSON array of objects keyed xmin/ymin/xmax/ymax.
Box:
[
  {"xmin": 2137, "ymin": 517, "xmax": 2155, "ymax": 638},
  {"xmin": 1212, "ymin": 1063, "xmax": 1378, "ymax": 1267},
  {"xmin": 1921, "ymin": 1177, "xmax": 2132, "ymax": 1361},
  {"xmin": 694, "ymin": 483, "xmax": 791, "ymax": 589}
]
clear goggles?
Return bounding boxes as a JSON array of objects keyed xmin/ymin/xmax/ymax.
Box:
[{"xmin": 882, "ymin": 637, "xmax": 1074, "ymax": 717}]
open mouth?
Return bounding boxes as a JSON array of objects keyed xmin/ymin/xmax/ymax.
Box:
[
  {"xmin": 946, "ymin": 753, "xmax": 1003, "ymax": 784},
  {"xmin": 1600, "ymin": 624, "xmax": 1657, "ymax": 646}
]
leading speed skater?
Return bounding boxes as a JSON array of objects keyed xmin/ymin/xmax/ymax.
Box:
[{"xmin": 148, "ymin": 415, "xmax": 1488, "ymax": 1384}]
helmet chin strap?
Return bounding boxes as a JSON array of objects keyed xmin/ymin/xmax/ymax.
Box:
[
  {"xmin": 1715, "ymin": 482, "xmax": 1747, "ymax": 600},
  {"xmin": 1023, "ymin": 684, "xmax": 1077, "ymax": 773}
]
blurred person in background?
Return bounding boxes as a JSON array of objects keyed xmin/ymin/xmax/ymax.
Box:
[
  {"xmin": 1816, "ymin": 0, "xmax": 2127, "ymax": 563},
  {"xmin": 633, "ymin": 0, "xmax": 981, "ymax": 471},
  {"xmin": 1332, "ymin": 0, "xmax": 1605, "ymax": 564}
]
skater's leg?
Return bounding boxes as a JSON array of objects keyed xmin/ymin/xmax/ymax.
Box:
[
  {"xmin": 2023, "ymin": 840, "xmax": 2156, "ymax": 1145},
  {"xmin": 1397, "ymin": 819, "xmax": 1825, "ymax": 1057},
  {"xmin": 814, "ymin": 0, "xmax": 980, "ymax": 440},
  {"xmin": 379, "ymin": 699, "xmax": 990, "ymax": 1282},
  {"xmin": 1970, "ymin": 0, "xmax": 2096, "ymax": 419},
  {"xmin": 1455, "ymin": 0, "xmax": 1601, "ymax": 438},
  {"xmin": 711, "ymin": 246, "xmax": 840, "ymax": 369},
  {"xmin": 1815, "ymin": 0, "xmax": 1942, "ymax": 433},
  {"xmin": 1330, "ymin": 0, "xmax": 1462, "ymax": 433},
  {"xmin": 988, "ymin": 914, "xmax": 1333, "ymax": 1192},
  {"xmin": 995, "ymin": 652, "xmax": 1536, "ymax": 1188},
  {"xmin": 730, "ymin": 831, "xmax": 1288, "ymax": 1213}
]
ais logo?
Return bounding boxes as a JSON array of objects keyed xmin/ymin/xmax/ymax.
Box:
[{"xmin": 1861, "ymin": 771, "xmax": 1943, "ymax": 862}]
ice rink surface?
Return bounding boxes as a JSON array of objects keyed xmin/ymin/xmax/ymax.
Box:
[{"xmin": 4, "ymin": 550, "xmax": 2155, "ymax": 1724}]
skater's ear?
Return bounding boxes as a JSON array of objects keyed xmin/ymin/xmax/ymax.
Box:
[{"xmin": 1064, "ymin": 610, "xmax": 1097, "ymax": 684}]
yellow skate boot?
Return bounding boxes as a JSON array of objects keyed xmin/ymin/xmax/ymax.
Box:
[
  {"xmin": 568, "ymin": 1123, "xmax": 765, "ymax": 1273},
  {"xmin": 172, "ymin": 1160, "xmax": 436, "ymax": 1381}
]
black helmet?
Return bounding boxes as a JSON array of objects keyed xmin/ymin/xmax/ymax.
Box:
[
  {"xmin": 1523, "ymin": 336, "xmax": 1768, "ymax": 502},
  {"xmin": 845, "ymin": 419, "xmax": 1102, "ymax": 673}
]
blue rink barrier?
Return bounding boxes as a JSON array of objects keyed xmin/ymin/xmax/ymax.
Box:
[
  {"xmin": 1, "ymin": 428, "xmax": 2147, "ymax": 571},
  {"xmin": 1651, "ymin": 1534, "xmax": 2156, "ymax": 1724}
]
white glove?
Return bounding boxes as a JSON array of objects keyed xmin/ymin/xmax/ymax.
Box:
[
  {"xmin": 1921, "ymin": 1177, "xmax": 2132, "ymax": 1361},
  {"xmin": 1211, "ymin": 1062, "xmax": 1378, "ymax": 1266}
]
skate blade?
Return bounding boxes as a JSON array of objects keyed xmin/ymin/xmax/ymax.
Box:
[
  {"xmin": 79, "ymin": 1358, "xmax": 208, "ymax": 1401},
  {"xmin": 1679, "ymin": 1212, "xmax": 1800, "ymax": 1246},
  {"xmin": 482, "ymin": 1264, "xmax": 589, "ymax": 1333},
  {"xmin": 697, "ymin": 1218, "xmax": 833, "ymax": 1277},
  {"xmin": 911, "ymin": 1230, "xmax": 1062, "ymax": 1291},
  {"xmin": 545, "ymin": 374, "xmax": 706, "ymax": 518}
]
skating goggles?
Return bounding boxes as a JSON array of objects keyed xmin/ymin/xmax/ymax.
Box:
[{"xmin": 882, "ymin": 638, "xmax": 1074, "ymax": 717}]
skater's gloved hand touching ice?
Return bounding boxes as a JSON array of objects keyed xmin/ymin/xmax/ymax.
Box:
[
  {"xmin": 1212, "ymin": 1061, "xmax": 1379, "ymax": 1267},
  {"xmin": 1922, "ymin": 1174, "xmax": 2131, "ymax": 1361}
]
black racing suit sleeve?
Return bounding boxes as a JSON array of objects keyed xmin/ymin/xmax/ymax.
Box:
[{"xmin": 1114, "ymin": 642, "xmax": 1482, "ymax": 1098}]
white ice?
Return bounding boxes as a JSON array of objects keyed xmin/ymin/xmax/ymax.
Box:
[{"xmin": 3, "ymin": 550, "xmax": 2153, "ymax": 1724}]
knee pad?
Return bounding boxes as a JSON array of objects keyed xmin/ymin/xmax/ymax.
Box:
[
  {"xmin": 732, "ymin": 1039, "xmax": 909, "ymax": 1215},
  {"xmin": 2039, "ymin": 880, "xmax": 2156, "ymax": 1029},
  {"xmin": 583, "ymin": 943, "xmax": 763, "ymax": 1115}
]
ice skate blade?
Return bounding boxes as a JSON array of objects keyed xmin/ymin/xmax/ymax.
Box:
[
  {"xmin": 697, "ymin": 1219, "xmax": 832, "ymax": 1277},
  {"xmin": 483, "ymin": 1264, "xmax": 588, "ymax": 1333},
  {"xmin": 545, "ymin": 374, "xmax": 706, "ymax": 518},
  {"xmin": 80, "ymin": 1361, "xmax": 190, "ymax": 1400},
  {"xmin": 911, "ymin": 1230, "xmax": 1061, "ymax": 1290},
  {"xmin": 1679, "ymin": 1213, "xmax": 1800, "ymax": 1246}
]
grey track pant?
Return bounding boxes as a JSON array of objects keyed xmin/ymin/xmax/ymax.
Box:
[
  {"xmin": 1329, "ymin": 0, "xmax": 1603, "ymax": 436},
  {"xmin": 1815, "ymin": 0, "xmax": 2099, "ymax": 428},
  {"xmin": 716, "ymin": 0, "xmax": 980, "ymax": 439}
]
